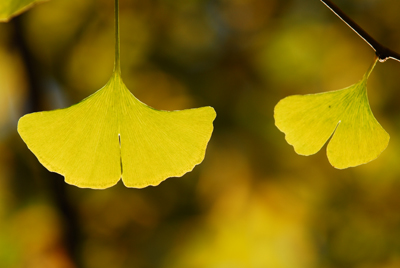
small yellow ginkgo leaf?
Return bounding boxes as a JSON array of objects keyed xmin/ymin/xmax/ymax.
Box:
[
  {"xmin": 274, "ymin": 58, "xmax": 389, "ymax": 169},
  {"xmin": 0, "ymin": 0, "xmax": 48, "ymax": 22},
  {"xmin": 18, "ymin": 72, "xmax": 216, "ymax": 189}
]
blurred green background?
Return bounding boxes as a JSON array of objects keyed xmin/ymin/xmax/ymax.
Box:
[{"xmin": 2, "ymin": 0, "xmax": 400, "ymax": 267}]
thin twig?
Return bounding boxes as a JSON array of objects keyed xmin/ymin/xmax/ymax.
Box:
[{"xmin": 320, "ymin": 0, "xmax": 400, "ymax": 62}]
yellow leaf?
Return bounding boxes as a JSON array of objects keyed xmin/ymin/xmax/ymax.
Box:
[
  {"xmin": 274, "ymin": 58, "xmax": 389, "ymax": 169},
  {"xmin": 18, "ymin": 73, "xmax": 216, "ymax": 189},
  {"xmin": 18, "ymin": 0, "xmax": 216, "ymax": 188},
  {"xmin": 0, "ymin": 0, "xmax": 48, "ymax": 22}
]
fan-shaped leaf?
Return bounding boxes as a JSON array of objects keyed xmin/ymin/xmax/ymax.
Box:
[
  {"xmin": 18, "ymin": 73, "xmax": 216, "ymax": 189},
  {"xmin": 0, "ymin": 0, "xmax": 48, "ymax": 22},
  {"xmin": 274, "ymin": 59, "xmax": 389, "ymax": 168}
]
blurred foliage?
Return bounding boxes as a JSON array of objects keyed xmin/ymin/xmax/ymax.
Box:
[{"xmin": 2, "ymin": 0, "xmax": 400, "ymax": 267}]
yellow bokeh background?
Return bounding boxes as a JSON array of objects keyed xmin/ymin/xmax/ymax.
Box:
[{"xmin": 2, "ymin": 0, "xmax": 400, "ymax": 267}]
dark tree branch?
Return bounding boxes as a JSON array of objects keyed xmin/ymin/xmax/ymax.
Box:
[{"xmin": 321, "ymin": 0, "xmax": 400, "ymax": 62}]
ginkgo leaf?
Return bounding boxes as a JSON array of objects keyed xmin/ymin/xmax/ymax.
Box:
[
  {"xmin": 17, "ymin": 0, "xmax": 216, "ymax": 189},
  {"xmin": 0, "ymin": 0, "xmax": 48, "ymax": 22},
  {"xmin": 18, "ymin": 72, "xmax": 216, "ymax": 189},
  {"xmin": 274, "ymin": 58, "xmax": 389, "ymax": 169}
]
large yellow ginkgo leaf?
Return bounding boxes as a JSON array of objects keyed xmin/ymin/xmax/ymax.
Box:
[
  {"xmin": 17, "ymin": 0, "xmax": 216, "ymax": 189},
  {"xmin": 0, "ymin": 0, "xmax": 48, "ymax": 22},
  {"xmin": 274, "ymin": 58, "xmax": 389, "ymax": 169},
  {"xmin": 18, "ymin": 73, "xmax": 216, "ymax": 189}
]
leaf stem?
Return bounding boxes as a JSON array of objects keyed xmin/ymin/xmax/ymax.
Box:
[
  {"xmin": 114, "ymin": 0, "xmax": 121, "ymax": 74},
  {"xmin": 365, "ymin": 56, "xmax": 379, "ymax": 79},
  {"xmin": 320, "ymin": 0, "xmax": 400, "ymax": 62}
]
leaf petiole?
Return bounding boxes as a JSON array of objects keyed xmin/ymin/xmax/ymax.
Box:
[
  {"xmin": 365, "ymin": 56, "xmax": 379, "ymax": 79},
  {"xmin": 114, "ymin": 0, "xmax": 121, "ymax": 74}
]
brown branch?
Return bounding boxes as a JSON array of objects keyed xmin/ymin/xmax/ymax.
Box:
[{"xmin": 321, "ymin": 0, "xmax": 400, "ymax": 62}]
